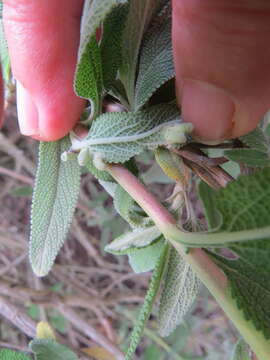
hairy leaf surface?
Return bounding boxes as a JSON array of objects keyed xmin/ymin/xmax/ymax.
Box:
[
  {"xmin": 135, "ymin": 7, "xmax": 174, "ymax": 110},
  {"xmin": 100, "ymin": 4, "xmax": 128, "ymax": 90},
  {"xmin": 224, "ymin": 126, "xmax": 270, "ymax": 167},
  {"xmin": 224, "ymin": 148, "xmax": 270, "ymax": 167},
  {"xmin": 120, "ymin": 0, "xmax": 158, "ymax": 105},
  {"xmin": 0, "ymin": 349, "xmax": 31, "ymax": 360},
  {"xmin": 198, "ymin": 181, "xmax": 222, "ymax": 229},
  {"xmin": 72, "ymin": 104, "xmax": 190, "ymax": 163},
  {"xmin": 75, "ymin": 0, "xmax": 126, "ymax": 119},
  {"xmin": 75, "ymin": 37, "xmax": 102, "ymax": 120},
  {"xmin": 158, "ymin": 247, "xmax": 200, "ymax": 337},
  {"xmin": 30, "ymin": 339, "xmax": 78, "ymax": 360},
  {"xmin": 202, "ymin": 169, "xmax": 270, "ymax": 338},
  {"xmin": 114, "ymin": 185, "xmax": 152, "ymax": 228},
  {"xmin": 30, "ymin": 138, "xmax": 81, "ymax": 277},
  {"xmin": 105, "ymin": 226, "xmax": 161, "ymax": 254},
  {"xmin": 125, "ymin": 244, "xmax": 168, "ymax": 360}
]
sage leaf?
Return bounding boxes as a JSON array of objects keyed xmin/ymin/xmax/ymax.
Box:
[
  {"xmin": 114, "ymin": 185, "xmax": 152, "ymax": 228},
  {"xmin": 78, "ymin": 0, "xmax": 126, "ymax": 57},
  {"xmin": 125, "ymin": 243, "xmax": 168, "ymax": 360},
  {"xmin": 120, "ymin": 0, "xmax": 159, "ymax": 106},
  {"xmin": 135, "ymin": 6, "xmax": 174, "ymax": 110},
  {"xmin": 158, "ymin": 247, "xmax": 200, "ymax": 337},
  {"xmin": 198, "ymin": 181, "xmax": 222, "ymax": 229},
  {"xmin": 84, "ymin": 151, "xmax": 114, "ymax": 182},
  {"xmin": 74, "ymin": 36, "xmax": 102, "ymax": 120},
  {"xmin": 240, "ymin": 126, "xmax": 269, "ymax": 152},
  {"xmin": 202, "ymin": 168, "xmax": 270, "ymax": 338},
  {"xmin": 0, "ymin": 349, "xmax": 31, "ymax": 360},
  {"xmin": 231, "ymin": 339, "xmax": 251, "ymax": 360},
  {"xmin": 30, "ymin": 138, "xmax": 81, "ymax": 277},
  {"xmin": 128, "ymin": 239, "xmax": 164, "ymax": 273},
  {"xmin": 72, "ymin": 104, "xmax": 191, "ymax": 164},
  {"xmin": 105, "ymin": 226, "xmax": 161, "ymax": 254},
  {"xmin": 75, "ymin": 0, "xmax": 127, "ymax": 120},
  {"xmin": 224, "ymin": 148, "xmax": 270, "ymax": 167},
  {"xmin": 29, "ymin": 339, "xmax": 78, "ymax": 360},
  {"xmin": 101, "ymin": 4, "xmax": 128, "ymax": 90},
  {"xmin": 224, "ymin": 126, "xmax": 270, "ymax": 167}
]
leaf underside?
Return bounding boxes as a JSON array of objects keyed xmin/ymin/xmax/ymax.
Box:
[
  {"xmin": 135, "ymin": 5, "xmax": 174, "ymax": 110},
  {"xmin": 202, "ymin": 169, "xmax": 270, "ymax": 338},
  {"xmin": 30, "ymin": 138, "xmax": 81, "ymax": 277},
  {"xmin": 158, "ymin": 246, "xmax": 200, "ymax": 337},
  {"xmin": 125, "ymin": 243, "xmax": 168, "ymax": 360},
  {"xmin": 85, "ymin": 103, "xmax": 181, "ymax": 163}
]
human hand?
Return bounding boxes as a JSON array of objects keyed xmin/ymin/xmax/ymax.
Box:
[
  {"xmin": 2, "ymin": 0, "xmax": 270, "ymax": 143},
  {"xmin": 172, "ymin": 0, "xmax": 270, "ymax": 142},
  {"xmin": 2, "ymin": 0, "xmax": 86, "ymax": 141}
]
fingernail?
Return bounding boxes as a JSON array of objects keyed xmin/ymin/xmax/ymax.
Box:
[
  {"xmin": 16, "ymin": 81, "xmax": 39, "ymax": 136},
  {"xmin": 181, "ymin": 80, "xmax": 235, "ymax": 142}
]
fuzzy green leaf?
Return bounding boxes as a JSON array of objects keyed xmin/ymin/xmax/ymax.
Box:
[
  {"xmin": 100, "ymin": 4, "xmax": 128, "ymax": 90},
  {"xmin": 158, "ymin": 247, "xmax": 200, "ymax": 337},
  {"xmin": 240, "ymin": 127, "xmax": 269, "ymax": 153},
  {"xmin": 0, "ymin": 350, "xmax": 31, "ymax": 360},
  {"xmin": 120, "ymin": 0, "xmax": 159, "ymax": 105},
  {"xmin": 125, "ymin": 243, "xmax": 168, "ymax": 360},
  {"xmin": 198, "ymin": 181, "xmax": 222, "ymax": 229},
  {"xmin": 202, "ymin": 169, "xmax": 270, "ymax": 338},
  {"xmin": 29, "ymin": 339, "xmax": 78, "ymax": 360},
  {"xmin": 74, "ymin": 37, "xmax": 102, "ymax": 120},
  {"xmin": 135, "ymin": 6, "xmax": 174, "ymax": 110},
  {"xmin": 105, "ymin": 226, "xmax": 161, "ymax": 254},
  {"xmin": 75, "ymin": 0, "xmax": 127, "ymax": 119},
  {"xmin": 224, "ymin": 148, "xmax": 270, "ymax": 167},
  {"xmin": 128, "ymin": 239, "xmax": 165, "ymax": 273},
  {"xmin": 224, "ymin": 126, "xmax": 270, "ymax": 167},
  {"xmin": 71, "ymin": 104, "xmax": 191, "ymax": 164},
  {"xmin": 114, "ymin": 185, "xmax": 152, "ymax": 228},
  {"xmin": 30, "ymin": 138, "xmax": 81, "ymax": 277},
  {"xmin": 231, "ymin": 339, "xmax": 251, "ymax": 360},
  {"xmin": 84, "ymin": 151, "xmax": 114, "ymax": 182},
  {"xmin": 78, "ymin": 0, "xmax": 126, "ymax": 57}
]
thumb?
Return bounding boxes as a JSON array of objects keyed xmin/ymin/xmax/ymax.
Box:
[
  {"xmin": 172, "ymin": 0, "xmax": 270, "ymax": 142},
  {"xmin": 3, "ymin": 0, "xmax": 85, "ymax": 141}
]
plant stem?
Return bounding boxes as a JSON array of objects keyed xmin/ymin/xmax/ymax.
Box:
[{"xmin": 107, "ymin": 164, "xmax": 270, "ymax": 360}]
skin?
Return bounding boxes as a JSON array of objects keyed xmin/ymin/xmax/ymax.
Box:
[
  {"xmin": 0, "ymin": 67, "xmax": 3, "ymax": 127},
  {"xmin": 2, "ymin": 0, "xmax": 270, "ymax": 142}
]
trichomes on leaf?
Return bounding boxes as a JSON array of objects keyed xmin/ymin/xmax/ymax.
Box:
[{"xmin": 5, "ymin": 0, "xmax": 268, "ymax": 359}]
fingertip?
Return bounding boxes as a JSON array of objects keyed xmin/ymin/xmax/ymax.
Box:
[
  {"xmin": 37, "ymin": 97, "xmax": 86, "ymax": 142},
  {"xmin": 181, "ymin": 79, "xmax": 235, "ymax": 142},
  {"xmin": 17, "ymin": 81, "xmax": 39, "ymax": 136}
]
